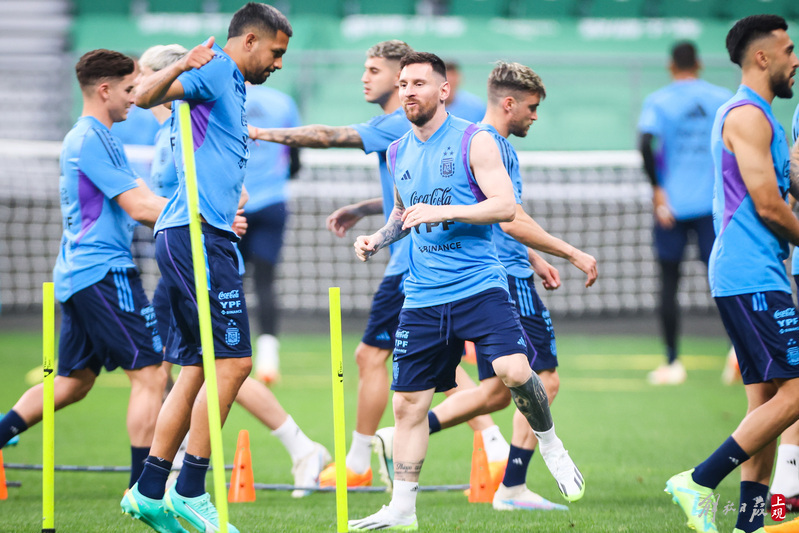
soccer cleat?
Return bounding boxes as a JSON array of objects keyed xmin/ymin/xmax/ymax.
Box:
[
  {"xmin": 374, "ymin": 427, "xmax": 394, "ymax": 490},
  {"xmin": 348, "ymin": 505, "xmax": 418, "ymax": 531},
  {"xmin": 786, "ymin": 495, "xmax": 799, "ymax": 512},
  {"xmin": 164, "ymin": 486, "xmax": 239, "ymax": 533},
  {"xmin": 120, "ymin": 483, "xmax": 188, "ymax": 533},
  {"xmin": 735, "ymin": 529, "xmax": 766, "ymax": 533},
  {"xmin": 540, "ymin": 442, "xmax": 584, "ymax": 502},
  {"xmin": 664, "ymin": 469, "xmax": 718, "ymax": 533},
  {"xmin": 255, "ymin": 334, "xmax": 280, "ymax": 385},
  {"xmin": 766, "ymin": 517, "xmax": 799, "ymax": 532},
  {"xmin": 291, "ymin": 442, "xmax": 332, "ymax": 498},
  {"xmin": 492, "ymin": 483, "xmax": 569, "ymax": 511},
  {"xmin": 319, "ymin": 463, "xmax": 372, "ymax": 488},
  {"xmin": 648, "ymin": 360, "xmax": 687, "ymax": 385},
  {"xmin": 721, "ymin": 347, "xmax": 742, "ymax": 385}
]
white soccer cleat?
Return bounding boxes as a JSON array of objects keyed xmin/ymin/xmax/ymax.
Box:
[
  {"xmin": 540, "ymin": 441, "xmax": 585, "ymax": 502},
  {"xmin": 373, "ymin": 427, "xmax": 394, "ymax": 491},
  {"xmin": 348, "ymin": 505, "xmax": 418, "ymax": 531},
  {"xmin": 291, "ymin": 442, "xmax": 331, "ymax": 498},
  {"xmin": 255, "ymin": 334, "xmax": 280, "ymax": 384},
  {"xmin": 492, "ymin": 483, "xmax": 569, "ymax": 511},
  {"xmin": 721, "ymin": 347, "xmax": 741, "ymax": 385},
  {"xmin": 647, "ymin": 360, "xmax": 686, "ymax": 385}
]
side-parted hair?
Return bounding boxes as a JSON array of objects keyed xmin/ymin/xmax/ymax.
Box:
[
  {"xmin": 671, "ymin": 41, "xmax": 699, "ymax": 71},
  {"xmin": 726, "ymin": 14, "xmax": 788, "ymax": 66},
  {"xmin": 488, "ymin": 61, "xmax": 546, "ymax": 102},
  {"xmin": 75, "ymin": 49, "xmax": 135, "ymax": 89},
  {"xmin": 366, "ymin": 40, "xmax": 413, "ymax": 62},
  {"xmin": 139, "ymin": 44, "xmax": 188, "ymax": 72},
  {"xmin": 228, "ymin": 2, "xmax": 293, "ymax": 40},
  {"xmin": 399, "ymin": 51, "xmax": 447, "ymax": 79}
]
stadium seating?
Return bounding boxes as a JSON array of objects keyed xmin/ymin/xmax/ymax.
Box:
[
  {"xmin": 715, "ymin": 0, "xmax": 791, "ymax": 20},
  {"xmin": 652, "ymin": 0, "xmax": 717, "ymax": 18},
  {"xmin": 74, "ymin": 0, "xmax": 130, "ymax": 14},
  {"xmin": 447, "ymin": 0, "xmax": 509, "ymax": 17},
  {"xmin": 584, "ymin": 0, "xmax": 650, "ymax": 18},
  {"xmin": 147, "ymin": 0, "xmax": 204, "ymax": 13},
  {"xmin": 356, "ymin": 0, "xmax": 416, "ymax": 15},
  {"xmin": 508, "ymin": 0, "xmax": 578, "ymax": 18}
]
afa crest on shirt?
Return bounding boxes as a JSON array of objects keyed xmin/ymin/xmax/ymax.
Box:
[{"xmin": 440, "ymin": 146, "xmax": 455, "ymax": 178}]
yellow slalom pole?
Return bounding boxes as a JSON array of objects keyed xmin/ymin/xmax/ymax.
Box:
[
  {"xmin": 42, "ymin": 282, "xmax": 55, "ymax": 533},
  {"xmin": 177, "ymin": 102, "xmax": 228, "ymax": 533},
  {"xmin": 329, "ymin": 287, "xmax": 348, "ymax": 532}
]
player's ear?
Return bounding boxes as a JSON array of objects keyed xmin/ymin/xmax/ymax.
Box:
[
  {"xmin": 440, "ymin": 80, "xmax": 451, "ymax": 101},
  {"xmin": 503, "ymin": 95, "xmax": 515, "ymax": 113},
  {"xmin": 96, "ymin": 82, "xmax": 110, "ymax": 102},
  {"xmin": 244, "ymin": 32, "xmax": 258, "ymax": 51}
]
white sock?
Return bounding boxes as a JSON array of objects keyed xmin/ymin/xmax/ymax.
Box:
[
  {"xmin": 481, "ymin": 425, "xmax": 510, "ymax": 463},
  {"xmin": 345, "ymin": 431, "xmax": 373, "ymax": 474},
  {"xmin": 271, "ymin": 415, "xmax": 315, "ymax": 463},
  {"xmin": 390, "ymin": 480, "xmax": 418, "ymax": 516},
  {"xmin": 772, "ymin": 444, "xmax": 799, "ymax": 497},
  {"xmin": 533, "ymin": 425, "xmax": 559, "ymax": 449}
]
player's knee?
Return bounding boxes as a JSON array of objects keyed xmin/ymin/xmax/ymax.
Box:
[
  {"xmin": 392, "ymin": 393, "xmax": 428, "ymax": 424},
  {"xmin": 354, "ymin": 343, "xmax": 389, "ymax": 372}
]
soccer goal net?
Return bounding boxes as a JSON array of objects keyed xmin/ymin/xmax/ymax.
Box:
[{"xmin": 0, "ymin": 139, "xmax": 714, "ymax": 317}]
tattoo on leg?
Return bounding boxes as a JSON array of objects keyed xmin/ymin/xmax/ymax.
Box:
[
  {"xmin": 394, "ymin": 460, "xmax": 424, "ymax": 482},
  {"xmin": 510, "ymin": 373, "xmax": 553, "ymax": 433}
]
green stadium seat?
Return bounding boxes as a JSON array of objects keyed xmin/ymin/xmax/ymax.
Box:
[
  {"xmin": 75, "ymin": 0, "xmax": 130, "ymax": 14},
  {"xmin": 448, "ymin": 0, "xmax": 509, "ymax": 17},
  {"xmin": 653, "ymin": 0, "xmax": 716, "ymax": 18},
  {"xmin": 508, "ymin": 0, "xmax": 577, "ymax": 18},
  {"xmin": 147, "ymin": 0, "xmax": 204, "ymax": 12},
  {"xmin": 716, "ymin": 0, "xmax": 788, "ymax": 19},
  {"xmin": 355, "ymin": 0, "xmax": 415, "ymax": 15},
  {"xmin": 220, "ymin": 0, "xmax": 343, "ymax": 17},
  {"xmin": 585, "ymin": 0, "xmax": 649, "ymax": 17}
]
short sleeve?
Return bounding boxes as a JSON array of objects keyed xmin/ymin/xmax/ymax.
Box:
[
  {"xmin": 79, "ymin": 129, "xmax": 140, "ymax": 199},
  {"xmin": 351, "ymin": 113, "xmax": 408, "ymax": 155},
  {"xmin": 178, "ymin": 53, "xmax": 233, "ymax": 102},
  {"xmin": 792, "ymin": 104, "xmax": 799, "ymax": 144},
  {"xmin": 637, "ymin": 97, "xmax": 662, "ymax": 136}
]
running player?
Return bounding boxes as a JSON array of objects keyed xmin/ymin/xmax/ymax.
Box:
[
  {"xmin": 665, "ymin": 15, "xmax": 799, "ymax": 533},
  {"xmin": 121, "ymin": 4, "xmax": 292, "ymax": 532},
  {"xmin": 0, "ymin": 49, "xmax": 168, "ymax": 491},
  {"xmin": 348, "ymin": 52, "xmax": 584, "ymax": 531}
]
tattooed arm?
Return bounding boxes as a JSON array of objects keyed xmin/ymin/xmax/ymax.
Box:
[
  {"xmin": 248, "ymin": 124, "xmax": 364, "ymax": 149},
  {"xmin": 354, "ymin": 188, "xmax": 409, "ymax": 262},
  {"xmin": 790, "ymin": 137, "xmax": 799, "ymax": 201}
]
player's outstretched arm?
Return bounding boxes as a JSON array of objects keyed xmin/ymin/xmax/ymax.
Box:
[
  {"xmin": 135, "ymin": 37, "xmax": 216, "ymax": 108},
  {"xmin": 327, "ymin": 197, "xmax": 383, "ymax": 237},
  {"xmin": 403, "ymin": 132, "xmax": 515, "ymax": 229},
  {"xmin": 501, "ymin": 205, "xmax": 597, "ymax": 287},
  {"xmin": 248, "ymin": 124, "xmax": 364, "ymax": 149},
  {"xmin": 354, "ymin": 189, "xmax": 408, "ymax": 261},
  {"xmin": 528, "ymin": 250, "xmax": 561, "ymax": 290},
  {"xmin": 726, "ymin": 106, "xmax": 799, "ymax": 246},
  {"xmin": 115, "ymin": 179, "xmax": 168, "ymax": 228}
]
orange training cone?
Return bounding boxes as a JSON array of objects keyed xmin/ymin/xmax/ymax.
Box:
[
  {"xmin": 463, "ymin": 341, "xmax": 477, "ymax": 365},
  {"xmin": 0, "ymin": 449, "xmax": 8, "ymax": 500},
  {"xmin": 468, "ymin": 432, "xmax": 493, "ymax": 503},
  {"xmin": 228, "ymin": 430, "xmax": 255, "ymax": 503}
]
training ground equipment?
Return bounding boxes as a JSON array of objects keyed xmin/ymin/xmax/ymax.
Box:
[
  {"xmin": 42, "ymin": 281, "xmax": 55, "ymax": 532},
  {"xmin": 0, "ymin": 449, "xmax": 7, "ymax": 500},
  {"xmin": 228, "ymin": 430, "xmax": 255, "ymax": 503},
  {"xmin": 468, "ymin": 432, "xmax": 493, "ymax": 503},
  {"xmin": 329, "ymin": 287, "xmax": 348, "ymax": 532}
]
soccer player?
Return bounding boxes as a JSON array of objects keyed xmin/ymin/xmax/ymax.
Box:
[
  {"xmin": 348, "ymin": 52, "xmax": 584, "ymax": 531},
  {"xmin": 121, "ymin": 4, "xmax": 292, "ymax": 532},
  {"xmin": 0, "ymin": 49, "xmax": 168, "ymax": 491},
  {"xmin": 239, "ymin": 83, "xmax": 301, "ymax": 384},
  {"xmin": 443, "ymin": 59, "xmax": 486, "ymax": 122},
  {"xmin": 638, "ymin": 41, "xmax": 732, "ymax": 386},
  {"xmin": 664, "ymin": 15, "xmax": 799, "ymax": 533},
  {"xmin": 249, "ymin": 39, "xmax": 415, "ymax": 488}
]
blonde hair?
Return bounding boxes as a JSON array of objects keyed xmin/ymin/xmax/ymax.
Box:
[
  {"xmin": 488, "ymin": 61, "xmax": 546, "ymax": 102},
  {"xmin": 366, "ymin": 40, "xmax": 413, "ymax": 62},
  {"xmin": 139, "ymin": 44, "xmax": 188, "ymax": 72}
]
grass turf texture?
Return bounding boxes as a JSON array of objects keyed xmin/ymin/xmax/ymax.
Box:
[{"xmin": 0, "ymin": 329, "xmax": 774, "ymax": 532}]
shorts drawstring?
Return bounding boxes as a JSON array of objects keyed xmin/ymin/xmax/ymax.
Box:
[{"xmin": 439, "ymin": 302, "xmax": 452, "ymax": 344}]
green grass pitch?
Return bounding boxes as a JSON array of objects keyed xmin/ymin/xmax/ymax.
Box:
[{"xmin": 0, "ymin": 328, "xmax": 786, "ymax": 532}]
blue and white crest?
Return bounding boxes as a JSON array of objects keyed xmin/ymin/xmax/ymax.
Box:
[
  {"xmin": 440, "ymin": 146, "xmax": 455, "ymax": 178},
  {"xmin": 225, "ymin": 321, "xmax": 241, "ymax": 346}
]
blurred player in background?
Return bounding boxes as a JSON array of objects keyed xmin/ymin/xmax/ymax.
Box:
[
  {"xmin": 444, "ymin": 59, "xmax": 486, "ymax": 122},
  {"xmin": 665, "ymin": 15, "xmax": 799, "ymax": 533},
  {"xmin": 0, "ymin": 49, "xmax": 168, "ymax": 491},
  {"xmin": 349, "ymin": 52, "xmax": 584, "ymax": 531},
  {"xmin": 239, "ymin": 82, "xmax": 301, "ymax": 384},
  {"xmin": 121, "ymin": 4, "xmax": 292, "ymax": 532},
  {"xmin": 637, "ymin": 41, "xmax": 732, "ymax": 386}
]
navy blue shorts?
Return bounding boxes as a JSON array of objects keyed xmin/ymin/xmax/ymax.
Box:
[
  {"xmin": 654, "ymin": 214, "xmax": 714, "ymax": 264},
  {"xmin": 715, "ymin": 291, "xmax": 799, "ymax": 385},
  {"xmin": 392, "ymin": 288, "xmax": 528, "ymax": 393},
  {"xmin": 476, "ymin": 275, "xmax": 556, "ymax": 380},
  {"xmin": 362, "ymin": 273, "xmax": 406, "ymax": 349},
  {"xmin": 155, "ymin": 225, "xmax": 252, "ymax": 366},
  {"xmin": 58, "ymin": 267, "xmax": 163, "ymax": 377},
  {"xmin": 238, "ymin": 201, "xmax": 287, "ymax": 265}
]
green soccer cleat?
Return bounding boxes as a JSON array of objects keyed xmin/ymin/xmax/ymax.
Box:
[
  {"xmin": 164, "ymin": 486, "xmax": 239, "ymax": 533},
  {"xmin": 121, "ymin": 483, "xmax": 188, "ymax": 533},
  {"xmin": 665, "ymin": 469, "xmax": 718, "ymax": 532},
  {"xmin": 348, "ymin": 505, "xmax": 418, "ymax": 531}
]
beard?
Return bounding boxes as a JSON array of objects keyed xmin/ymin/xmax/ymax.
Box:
[
  {"xmin": 247, "ymin": 69, "xmax": 272, "ymax": 86},
  {"xmin": 404, "ymin": 100, "xmax": 437, "ymax": 127},
  {"xmin": 771, "ymin": 72, "xmax": 794, "ymax": 99},
  {"xmin": 509, "ymin": 120, "xmax": 531, "ymax": 138}
]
